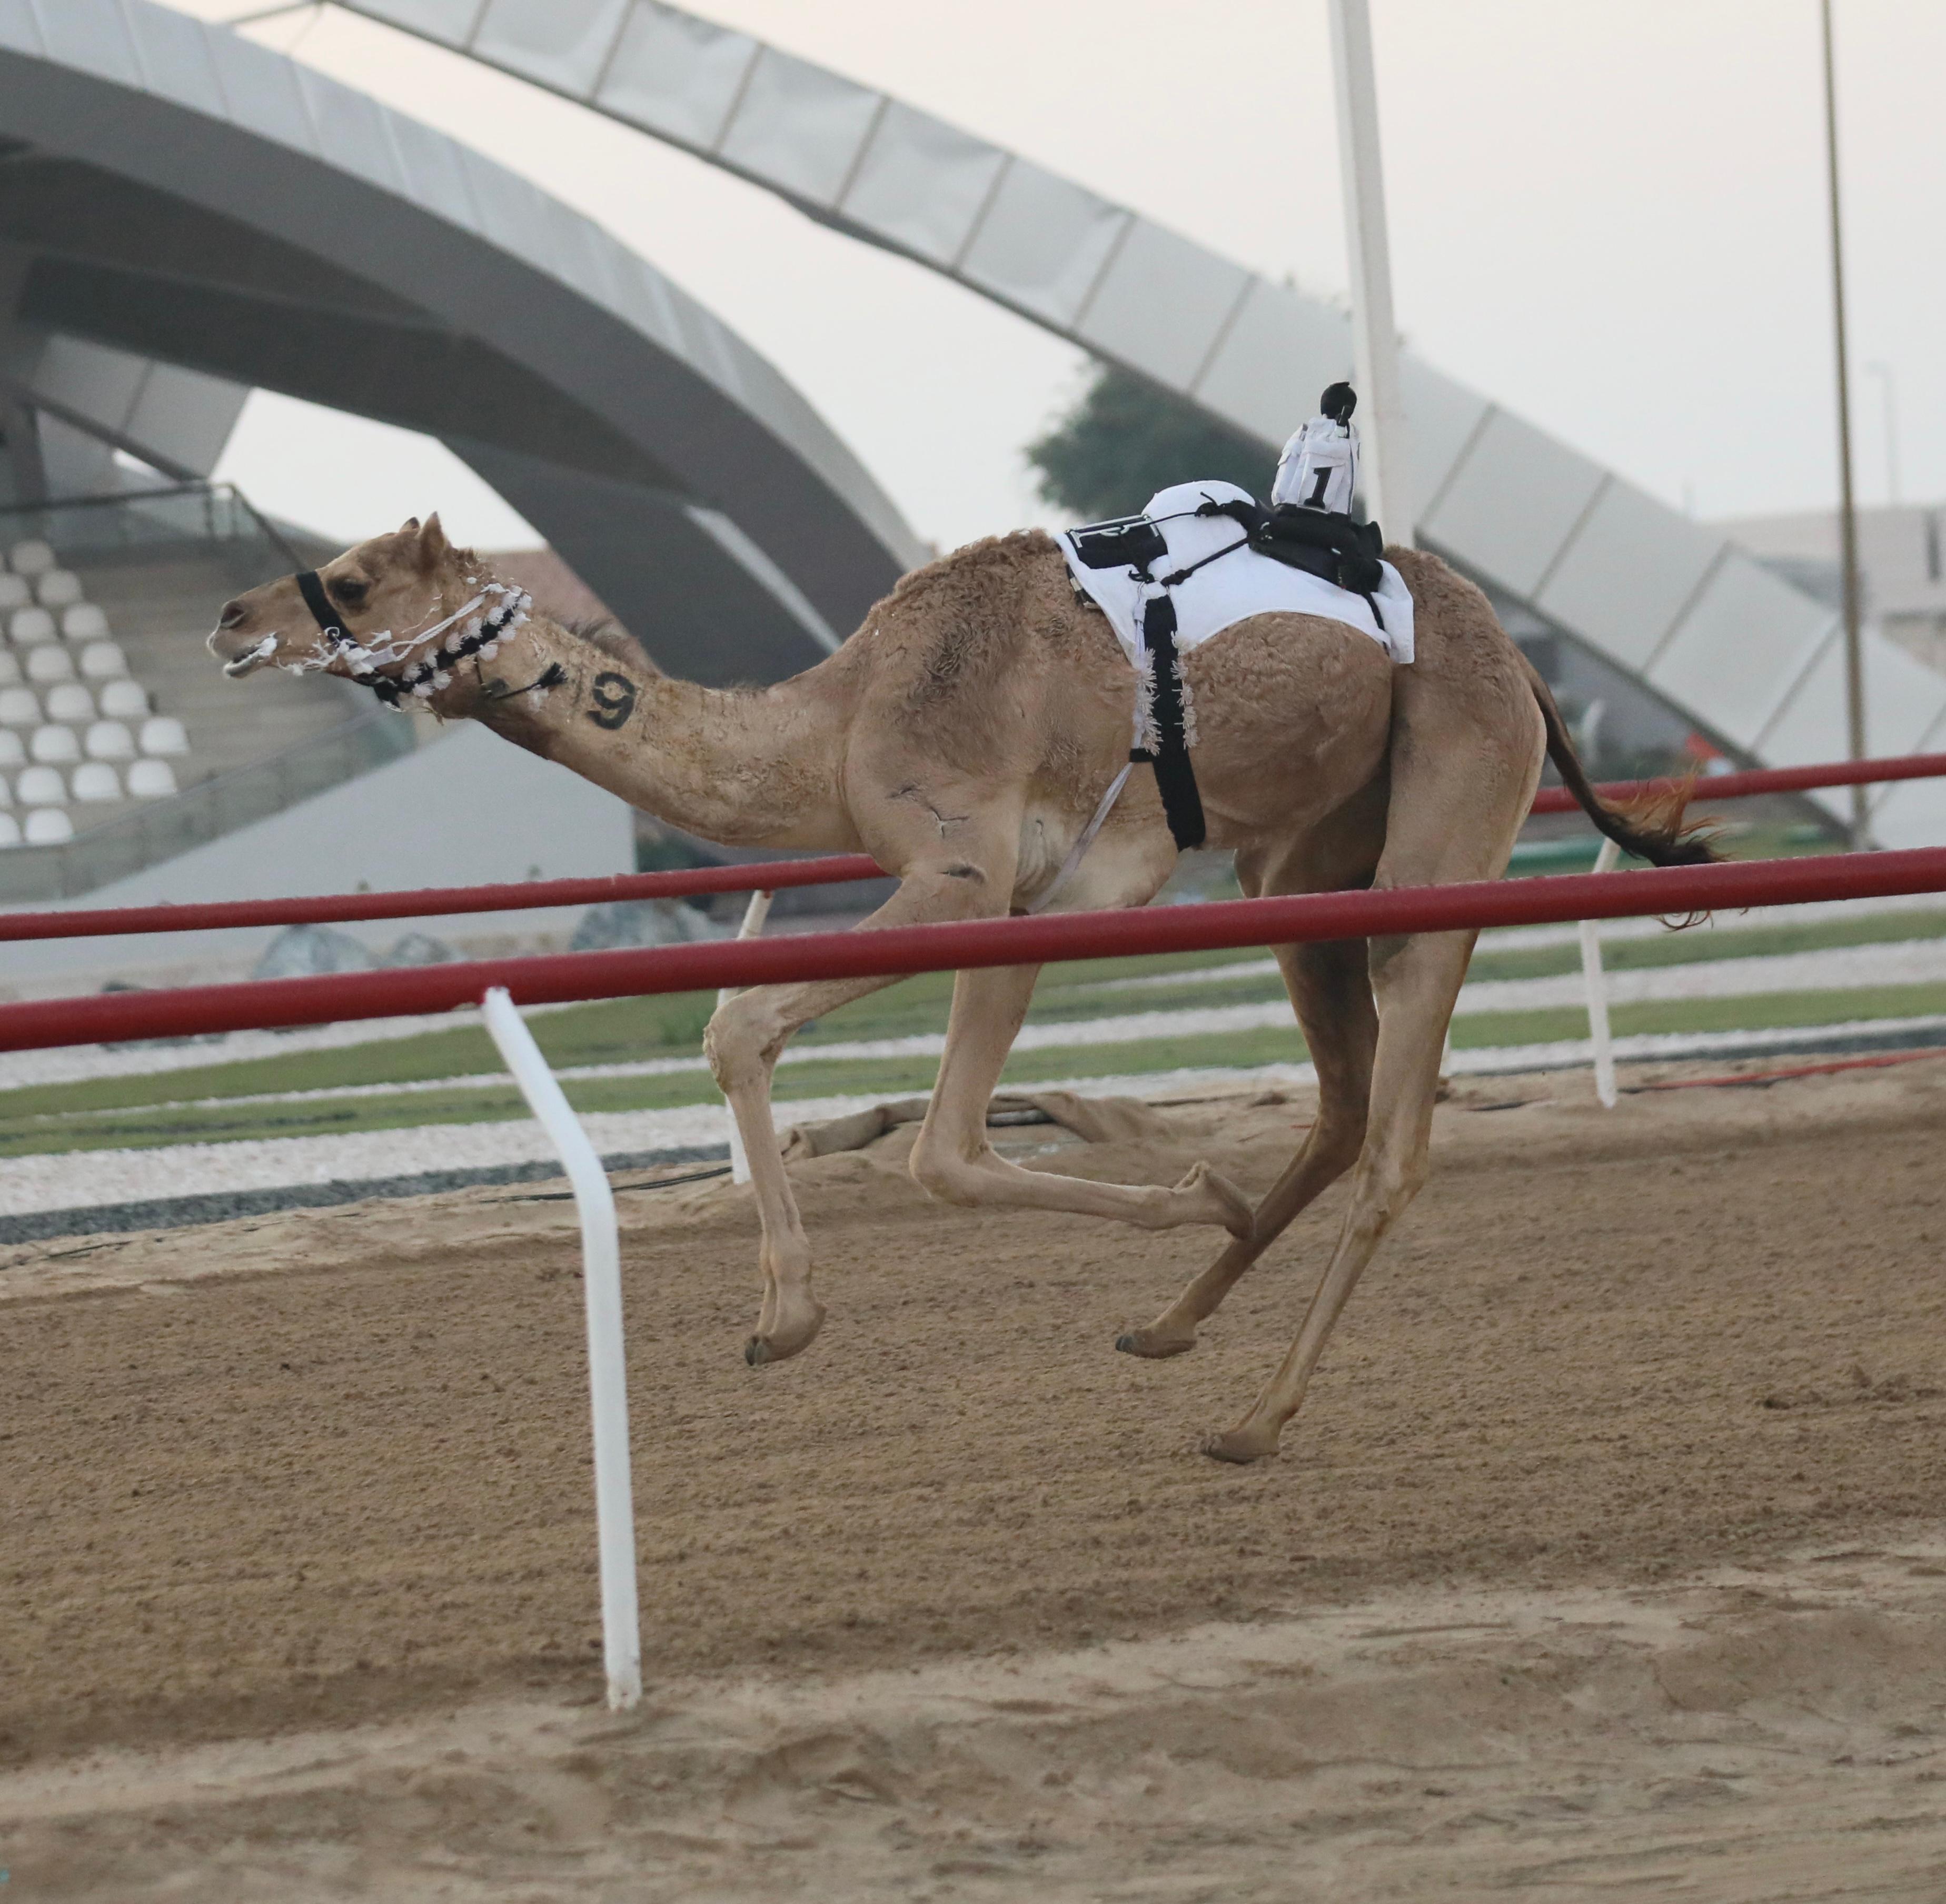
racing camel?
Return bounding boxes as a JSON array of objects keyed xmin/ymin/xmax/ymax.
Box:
[{"xmin": 210, "ymin": 514, "xmax": 1709, "ymax": 1462}]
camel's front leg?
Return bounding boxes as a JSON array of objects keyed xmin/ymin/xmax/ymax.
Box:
[
  {"xmin": 705, "ymin": 864, "xmax": 1008, "ymax": 1368},
  {"xmin": 908, "ymin": 964, "xmax": 1253, "ymax": 1235}
]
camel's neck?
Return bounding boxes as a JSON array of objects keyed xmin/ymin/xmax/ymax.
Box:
[{"xmin": 439, "ymin": 613, "xmax": 854, "ymax": 851}]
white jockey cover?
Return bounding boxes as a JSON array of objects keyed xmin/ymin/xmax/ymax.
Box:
[{"xmin": 1272, "ymin": 413, "xmax": 1359, "ymax": 515}]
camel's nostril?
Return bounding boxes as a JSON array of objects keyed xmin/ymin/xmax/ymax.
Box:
[{"xmin": 218, "ymin": 599, "xmax": 247, "ymax": 630}]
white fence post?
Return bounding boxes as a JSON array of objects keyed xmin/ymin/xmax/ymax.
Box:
[
  {"xmin": 482, "ymin": 986, "xmax": 641, "ymax": 1711},
  {"xmin": 720, "ymin": 890, "xmax": 774, "ymax": 1185},
  {"xmin": 1579, "ymin": 838, "xmax": 1623, "ymax": 1108}
]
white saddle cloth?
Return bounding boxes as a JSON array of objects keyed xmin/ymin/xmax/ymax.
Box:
[{"xmin": 1058, "ymin": 480, "xmax": 1415, "ymax": 670}]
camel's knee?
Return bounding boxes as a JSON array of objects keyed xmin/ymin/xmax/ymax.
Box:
[
  {"xmin": 1353, "ymin": 1146, "xmax": 1426, "ymax": 1228},
  {"xmin": 703, "ymin": 990, "xmax": 785, "ymax": 1090},
  {"xmin": 908, "ymin": 1129, "xmax": 988, "ymax": 1208}
]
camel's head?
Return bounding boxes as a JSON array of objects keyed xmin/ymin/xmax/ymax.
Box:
[{"xmin": 208, "ymin": 515, "xmax": 507, "ymax": 699}]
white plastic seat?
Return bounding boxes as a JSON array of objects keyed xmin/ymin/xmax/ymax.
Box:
[
  {"xmin": 0, "ymin": 730, "xmax": 22, "ymax": 768},
  {"xmin": 84, "ymin": 719, "xmax": 134, "ymax": 761},
  {"xmin": 0, "ymin": 687, "xmax": 39, "ymax": 727},
  {"xmin": 78, "ymin": 642, "xmax": 127, "ymax": 680},
  {"xmin": 9, "ymin": 539, "xmax": 54, "ymax": 577},
  {"xmin": 0, "ymin": 574, "xmax": 30, "ymax": 613},
  {"xmin": 126, "ymin": 757, "xmax": 177, "ymax": 799},
  {"xmin": 0, "ymin": 772, "xmax": 9, "ymax": 806},
  {"xmin": 97, "ymin": 679, "xmax": 150, "ymax": 719},
  {"xmin": 9, "ymin": 606, "xmax": 56, "ymax": 646},
  {"xmin": 0, "ymin": 812, "xmax": 19, "ymax": 848},
  {"xmin": 60, "ymin": 602, "xmax": 108, "ymax": 643},
  {"xmin": 44, "ymin": 682, "xmax": 93, "ymax": 723},
  {"xmin": 138, "ymin": 715, "xmax": 188, "ymax": 757},
  {"xmin": 70, "ymin": 760, "xmax": 120, "ymax": 802},
  {"xmin": 0, "ymin": 650, "xmax": 18, "ymax": 687},
  {"xmin": 29, "ymin": 724, "xmax": 79, "ymax": 765},
  {"xmin": 15, "ymin": 764, "xmax": 65, "ymax": 806},
  {"xmin": 26, "ymin": 646, "xmax": 75, "ymax": 684},
  {"xmin": 23, "ymin": 807, "xmax": 72, "ymax": 845},
  {"xmin": 35, "ymin": 569, "xmax": 81, "ymax": 608}
]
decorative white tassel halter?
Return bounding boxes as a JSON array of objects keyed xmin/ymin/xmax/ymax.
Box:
[{"xmin": 291, "ymin": 570, "xmax": 533, "ymax": 707}]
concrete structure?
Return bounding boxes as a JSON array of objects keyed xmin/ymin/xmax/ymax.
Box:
[
  {"xmin": 339, "ymin": 0, "xmax": 1946, "ymax": 845},
  {"xmin": 0, "ymin": 0, "xmax": 923, "ymax": 691}
]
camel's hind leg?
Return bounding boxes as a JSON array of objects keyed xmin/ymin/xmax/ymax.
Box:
[
  {"xmin": 907, "ymin": 963, "xmax": 1255, "ymax": 1235},
  {"xmin": 1116, "ymin": 933, "xmax": 1376, "ymax": 1358}
]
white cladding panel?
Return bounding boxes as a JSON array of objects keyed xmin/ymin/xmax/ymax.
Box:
[
  {"xmin": 959, "ymin": 162, "xmax": 1129, "ymax": 328},
  {"xmin": 386, "ymin": 112, "xmax": 481, "ymax": 231},
  {"xmin": 1190, "ymin": 278, "xmax": 1350, "ymax": 438},
  {"xmin": 31, "ymin": 335, "xmax": 147, "ymax": 435},
  {"xmin": 1867, "ymin": 775, "xmax": 1946, "ymax": 850},
  {"xmin": 838, "ymin": 101, "xmax": 1005, "ymax": 266},
  {"xmin": 1397, "ymin": 360, "xmax": 1488, "ymax": 523},
  {"xmin": 1421, "ymin": 409, "xmax": 1605, "ymax": 599},
  {"xmin": 473, "ymin": 0, "xmax": 629, "ymax": 95},
  {"xmin": 1536, "ymin": 478, "xmax": 1726, "ymax": 673},
  {"xmin": 30, "ymin": 0, "xmax": 136, "ymax": 85},
  {"xmin": 596, "ymin": 5, "xmax": 757, "ymax": 149},
  {"xmin": 461, "ymin": 151, "xmax": 573, "ymax": 283},
  {"xmin": 124, "ymin": 7, "xmax": 225, "ymax": 118},
  {"xmin": 718, "ymin": 46, "xmax": 881, "ymax": 208},
  {"xmin": 1077, "ymin": 220, "xmax": 1250, "ymax": 392},
  {"xmin": 1864, "ymin": 632, "xmax": 1946, "ymax": 759},
  {"xmin": 1750, "ymin": 633, "xmax": 1844, "ymax": 765},
  {"xmin": 124, "ymin": 362, "xmax": 245, "ymax": 475},
  {"xmin": 1646, "ymin": 555, "xmax": 1834, "ymax": 749},
  {"xmin": 299, "ymin": 71, "xmax": 407, "ymax": 194},
  {"xmin": 0, "ymin": 3, "xmax": 40, "ymax": 56},
  {"xmin": 346, "ymin": 0, "xmax": 482, "ymax": 48},
  {"xmin": 207, "ymin": 28, "xmax": 316, "ymax": 155}
]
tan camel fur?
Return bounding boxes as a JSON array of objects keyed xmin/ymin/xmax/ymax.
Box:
[{"xmin": 210, "ymin": 515, "xmax": 1707, "ymax": 1462}]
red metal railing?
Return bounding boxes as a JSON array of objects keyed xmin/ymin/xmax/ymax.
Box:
[
  {"xmin": 6, "ymin": 844, "xmax": 1946, "ymax": 1054},
  {"xmin": 5, "ymin": 748, "xmax": 1943, "ymax": 946}
]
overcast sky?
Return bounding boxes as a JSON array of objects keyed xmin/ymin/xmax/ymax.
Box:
[{"xmin": 177, "ymin": 1, "xmax": 1943, "ymax": 556}]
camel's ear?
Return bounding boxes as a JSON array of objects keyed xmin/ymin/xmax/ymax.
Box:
[
  {"xmin": 396, "ymin": 516, "xmax": 421, "ymax": 537},
  {"xmin": 413, "ymin": 513, "xmax": 451, "ymax": 573}
]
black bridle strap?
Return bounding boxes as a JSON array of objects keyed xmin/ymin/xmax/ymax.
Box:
[{"xmin": 293, "ymin": 569, "xmax": 344, "ymax": 643}]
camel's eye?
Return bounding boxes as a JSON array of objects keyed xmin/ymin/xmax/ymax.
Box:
[{"xmin": 330, "ymin": 575, "xmax": 369, "ymax": 607}]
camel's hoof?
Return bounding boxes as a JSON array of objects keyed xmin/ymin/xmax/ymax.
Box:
[
  {"xmin": 1199, "ymin": 1425, "xmax": 1280, "ymax": 1465},
  {"xmin": 1116, "ymin": 1327, "xmax": 1197, "ymax": 1360},
  {"xmin": 743, "ymin": 1299, "xmax": 826, "ymax": 1368},
  {"xmin": 1180, "ymin": 1163, "xmax": 1254, "ymax": 1239}
]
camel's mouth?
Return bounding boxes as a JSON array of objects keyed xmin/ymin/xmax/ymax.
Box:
[{"xmin": 217, "ymin": 633, "xmax": 279, "ymax": 678}]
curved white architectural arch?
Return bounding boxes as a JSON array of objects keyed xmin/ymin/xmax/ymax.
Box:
[
  {"xmin": 0, "ymin": 0, "xmax": 927, "ymax": 685},
  {"xmin": 339, "ymin": 0, "xmax": 1946, "ymax": 844}
]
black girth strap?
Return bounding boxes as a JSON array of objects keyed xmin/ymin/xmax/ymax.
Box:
[{"xmin": 1131, "ymin": 594, "xmax": 1205, "ymax": 851}]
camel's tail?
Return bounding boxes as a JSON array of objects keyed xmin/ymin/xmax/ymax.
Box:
[{"xmin": 1522, "ymin": 656, "xmax": 1721, "ymax": 869}]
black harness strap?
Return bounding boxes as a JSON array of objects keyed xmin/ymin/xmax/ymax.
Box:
[
  {"xmin": 293, "ymin": 567, "xmax": 405, "ymax": 705},
  {"xmin": 1131, "ymin": 593, "xmax": 1205, "ymax": 851}
]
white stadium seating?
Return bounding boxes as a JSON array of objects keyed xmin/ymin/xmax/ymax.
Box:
[
  {"xmin": 9, "ymin": 539, "xmax": 54, "ymax": 576},
  {"xmin": 0, "ymin": 574, "xmax": 30, "ymax": 612},
  {"xmin": 98, "ymin": 679, "xmax": 149, "ymax": 719},
  {"xmin": 0, "ymin": 687, "xmax": 38, "ymax": 726},
  {"xmin": 26, "ymin": 645, "xmax": 74, "ymax": 683},
  {"xmin": 127, "ymin": 757, "xmax": 177, "ymax": 798},
  {"xmin": 35, "ymin": 569, "xmax": 81, "ymax": 607},
  {"xmin": 10, "ymin": 606, "xmax": 55, "ymax": 645},
  {"xmin": 0, "ymin": 812, "xmax": 18, "ymax": 848},
  {"xmin": 70, "ymin": 761, "xmax": 120, "ymax": 802},
  {"xmin": 61, "ymin": 602, "xmax": 108, "ymax": 642},
  {"xmin": 78, "ymin": 641, "xmax": 127, "ymax": 680},
  {"xmin": 30, "ymin": 724, "xmax": 80, "ymax": 765},
  {"xmin": 15, "ymin": 764, "xmax": 65, "ymax": 805},
  {"xmin": 0, "ymin": 651, "xmax": 18, "ymax": 687},
  {"xmin": 139, "ymin": 715, "xmax": 190, "ymax": 756},
  {"xmin": 0, "ymin": 729, "xmax": 22, "ymax": 767},
  {"xmin": 84, "ymin": 719, "xmax": 134, "ymax": 760},
  {"xmin": 24, "ymin": 807, "xmax": 73, "ymax": 844},
  {"xmin": 44, "ymin": 683, "xmax": 93, "ymax": 723}
]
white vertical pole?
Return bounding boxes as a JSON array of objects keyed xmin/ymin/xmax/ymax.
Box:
[
  {"xmin": 1328, "ymin": 0, "xmax": 1413, "ymax": 543},
  {"xmin": 1578, "ymin": 838, "xmax": 1622, "ymax": 1108},
  {"xmin": 482, "ymin": 986, "xmax": 641, "ymax": 1711},
  {"xmin": 720, "ymin": 889, "xmax": 773, "ymax": 1185}
]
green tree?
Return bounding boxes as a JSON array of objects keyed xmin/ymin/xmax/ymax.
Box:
[{"xmin": 1026, "ymin": 364, "xmax": 1275, "ymax": 522}]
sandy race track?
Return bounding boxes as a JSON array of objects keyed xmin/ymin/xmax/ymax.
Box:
[{"xmin": 7, "ymin": 1056, "xmax": 1946, "ymax": 1897}]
